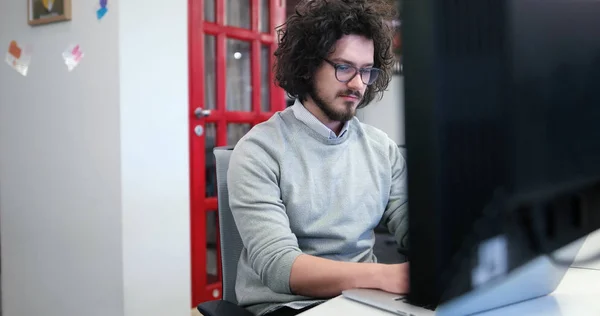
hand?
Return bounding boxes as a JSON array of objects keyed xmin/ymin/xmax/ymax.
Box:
[{"xmin": 377, "ymin": 262, "xmax": 410, "ymax": 294}]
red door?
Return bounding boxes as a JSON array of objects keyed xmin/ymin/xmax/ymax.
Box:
[{"xmin": 188, "ymin": 0, "xmax": 287, "ymax": 307}]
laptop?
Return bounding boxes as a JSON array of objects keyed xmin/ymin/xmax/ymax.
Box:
[
  {"xmin": 342, "ymin": 288, "xmax": 435, "ymax": 316},
  {"xmin": 342, "ymin": 238, "xmax": 585, "ymax": 316}
]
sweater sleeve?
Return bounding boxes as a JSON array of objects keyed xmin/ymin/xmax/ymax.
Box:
[
  {"xmin": 227, "ymin": 135, "xmax": 303, "ymax": 295},
  {"xmin": 380, "ymin": 141, "xmax": 410, "ymax": 249}
]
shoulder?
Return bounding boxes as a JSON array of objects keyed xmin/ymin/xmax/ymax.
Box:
[
  {"xmin": 354, "ymin": 119, "xmax": 399, "ymax": 154},
  {"xmin": 352, "ymin": 119, "xmax": 406, "ymax": 169},
  {"xmin": 230, "ymin": 110, "xmax": 292, "ymax": 169}
]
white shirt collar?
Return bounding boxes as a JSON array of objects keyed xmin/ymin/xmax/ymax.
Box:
[{"xmin": 291, "ymin": 99, "xmax": 349, "ymax": 139}]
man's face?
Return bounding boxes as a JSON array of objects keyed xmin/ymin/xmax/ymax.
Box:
[{"xmin": 309, "ymin": 34, "xmax": 375, "ymax": 122}]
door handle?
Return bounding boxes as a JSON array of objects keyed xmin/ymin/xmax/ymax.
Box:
[{"xmin": 194, "ymin": 107, "xmax": 211, "ymax": 119}]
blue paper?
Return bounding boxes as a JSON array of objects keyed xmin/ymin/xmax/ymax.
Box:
[{"xmin": 97, "ymin": 7, "xmax": 108, "ymax": 20}]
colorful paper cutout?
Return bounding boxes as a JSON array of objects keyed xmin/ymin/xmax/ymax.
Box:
[
  {"xmin": 5, "ymin": 40, "xmax": 32, "ymax": 76},
  {"xmin": 8, "ymin": 41, "xmax": 22, "ymax": 59},
  {"xmin": 97, "ymin": 0, "xmax": 108, "ymax": 20},
  {"xmin": 62, "ymin": 44, "xmax": 84, "ymax": 71}
]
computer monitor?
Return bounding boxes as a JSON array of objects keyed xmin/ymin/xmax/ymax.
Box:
[{"xmin": 402, "ymin": 0, "xmax": 600, "ymax": 310}]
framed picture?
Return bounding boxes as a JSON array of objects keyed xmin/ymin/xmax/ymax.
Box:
[{"xmin": 28, "ymin": 0, "xmax": 71, "ymax": 26}]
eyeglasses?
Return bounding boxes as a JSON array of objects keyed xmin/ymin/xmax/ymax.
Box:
[{"xmin": 324, "ymin": 59, "xmax": 382, "ymax": 86}]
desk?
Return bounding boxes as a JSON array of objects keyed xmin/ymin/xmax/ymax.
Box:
[
  {"xmin": 299, "ymin": 267, "xmax": 600, "ymax": 316},
  {"xmin": 573, "ymin": 229, "xmax": 600, "ymax": 270}
]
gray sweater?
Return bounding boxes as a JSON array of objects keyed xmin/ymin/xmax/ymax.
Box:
[{"xmin": 227, "ymin": 105, "xmax": 409, "ymax": 315}]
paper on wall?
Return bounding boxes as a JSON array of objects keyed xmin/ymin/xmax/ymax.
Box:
[
  {"xmin": 62, "ymin": 44, "xmax": 84, "ymax": 71},
  {"xmin": 97, "ymin": 0, "xmax": 108, "ymax": 20},
  {"xmin": 5, "ymin": 40, "xmax": 32, "ymax": 76}
]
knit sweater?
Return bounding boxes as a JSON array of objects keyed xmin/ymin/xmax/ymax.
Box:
[{"xmin": 227, "ymin": 104, "xmax": 409, "ymax": 315}]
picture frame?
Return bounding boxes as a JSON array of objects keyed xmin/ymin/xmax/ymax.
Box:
[{"xmin": 28, "ymin": 0, "xmax": 71, "ymax": 26}]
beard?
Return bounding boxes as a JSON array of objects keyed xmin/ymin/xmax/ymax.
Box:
[{"xmin": 309, "ymin": 86, "xmax": 362, "ymax": 122}]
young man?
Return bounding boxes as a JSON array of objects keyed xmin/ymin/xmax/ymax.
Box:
[{"xmin": 228, "ymin": 0, "xmax": 408, "ymax": 315}]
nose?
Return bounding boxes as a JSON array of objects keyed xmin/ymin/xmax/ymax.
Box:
[{"xmin": 346, "ymin": 73, "xmax": 365, "ymax": 91}]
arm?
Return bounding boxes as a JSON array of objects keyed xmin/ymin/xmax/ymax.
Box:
[
  {"xmin": 292, "ymin": 254, "xmax": 410, "ymax": 297},
  {"xmin": 228, "ymin": 137, "xmax": 302, "ymax": 295},
  {"xmin": 290, "ymin": 254, "xmax": 388, "ymax": 298},
  {"xmin": 380, "ymin": 142, "xmax": 410, "ymax": 249}
]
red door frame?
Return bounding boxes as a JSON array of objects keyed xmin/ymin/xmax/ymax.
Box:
[{"xmin": 188, "ymin": 0, "xmax": 287, "ymax": 307}]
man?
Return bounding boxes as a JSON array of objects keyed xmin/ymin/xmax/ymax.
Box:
[{"xmin": 227, "ymin": 0, "xmax": 408, "ymax": 315}]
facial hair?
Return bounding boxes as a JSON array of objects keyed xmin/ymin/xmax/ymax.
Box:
[{"xmin": 309, "ymin": 86, "xmax": 362, "ymax": 122}]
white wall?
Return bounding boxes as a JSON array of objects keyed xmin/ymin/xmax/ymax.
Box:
[
  {"xmin": 0, "ymin": 1, "xmax": 190, "ymax": 315},
  {"xmin": 358, "ymin": 75, "xmax": 405, "ymax": 145},
  {"xmin": 119, "ymin": 1, "xmax": 191, "ymax": 315}
]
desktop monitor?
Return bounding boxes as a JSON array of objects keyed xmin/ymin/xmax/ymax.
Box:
[{"xmin": 402, "ymin": 0, "xmax": 600, "ymax": 310}]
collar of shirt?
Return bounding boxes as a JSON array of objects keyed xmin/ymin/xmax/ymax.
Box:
[{"xmin": 291, "ymin": 99, "xmax": 349, "ymax": 139}]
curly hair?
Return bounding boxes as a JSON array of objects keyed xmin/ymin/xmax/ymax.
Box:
[{"xmin": 274, "ymin": 0, "xmax": 397, "ymax": 108}]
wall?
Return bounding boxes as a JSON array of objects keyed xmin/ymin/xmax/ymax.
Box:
[
  {"xmin": 0, "ymin": 2, "xmax": 124, "ymax": 315},
  {"xmin": 119, "ymin": 0, "xmax": 191, "ymax": 315},
  {"xmin": 357, "ymin": 75, "xmax": 405, "ymax": 145},
  {"xmin": 0, "ymin": 1, "xmax": 190, "ymax": 315}
]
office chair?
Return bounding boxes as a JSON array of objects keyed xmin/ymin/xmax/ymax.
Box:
[{"xmin": 196, "ymin": 146, "xmax": 253, "ymax": 316}]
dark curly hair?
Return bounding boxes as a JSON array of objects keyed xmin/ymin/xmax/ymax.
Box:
[{"xmin": 274, "ymin": 0, "xmax": 397, "ymax": 108}]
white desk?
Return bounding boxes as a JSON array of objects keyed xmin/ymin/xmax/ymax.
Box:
[
  {"xmin": 299, "ymin": 267, "xmax": 600, "ymax": 316},
  {"xmin": 573, "ymin": 229, "xmax": 600, "ymax": 270}
]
